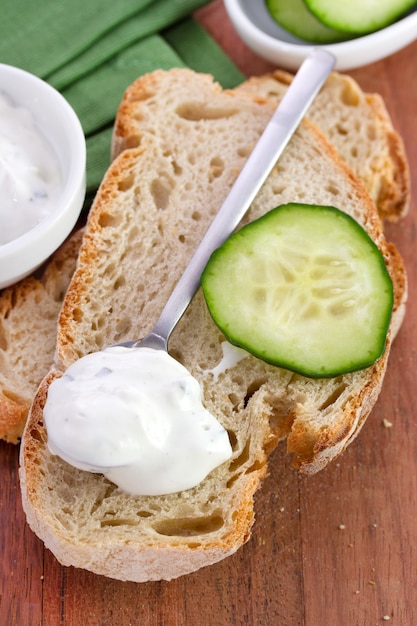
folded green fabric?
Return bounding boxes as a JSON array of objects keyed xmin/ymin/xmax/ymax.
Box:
[
  {"xmin": 47, "ymin": 0, "xmax": 217, "ymax": 90},
  {"xmin": 1, "ymin": 0, "xmax": 205, "ymax": 77},
  {"xmin": 1, "ymin": 0, "xmax": 244, "ymax": 195}
]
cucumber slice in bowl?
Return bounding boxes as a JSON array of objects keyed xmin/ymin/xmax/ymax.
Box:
[
  {"xmin": 304, "ymin": 0, "xmax": 417, "ymax": 35},
  {"xmin": 266, "ymin": 0, "xmax": 353, "ymax": 43},
  {"xmin": 201, "ymin": 203, "xmax": 393, "ymax": 379}
]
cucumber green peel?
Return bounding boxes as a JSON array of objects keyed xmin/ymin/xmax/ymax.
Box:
[{"xmin": 201, "ymin": 203, "xmax": 394, "ymax": 379}]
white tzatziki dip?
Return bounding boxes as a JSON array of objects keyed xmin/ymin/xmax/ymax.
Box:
[
  {"xmin": 44, "ymin": 346, "xmax": 232, "ymax": 496},
  {"xmin": 0, "ymin": 91, "xmax": 62, "ymax": 245}
]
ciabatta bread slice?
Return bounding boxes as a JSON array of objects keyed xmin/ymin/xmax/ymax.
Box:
[
  {"xmin": 0, "ymin": 230, "xmax": 82, "ymax": 443},
  {"xmin": 20, "ymin": 69, "xmax": 406, "ymax": 582},
  {"xmin": 236, "ymin": 70, "xmax": 410, "ymax": 222}
]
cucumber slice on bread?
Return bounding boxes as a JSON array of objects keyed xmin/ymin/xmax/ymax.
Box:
[
  {"xmin": 304, "ymin": 0, "xmax": 416, "ymax": 34},
  {"xmin": 201, "ymin": 203, "xmax": 393, "ymax": 379},
  {"xmin": 266, "ymin": 0, "xmax": 353, "ymax": 43}
]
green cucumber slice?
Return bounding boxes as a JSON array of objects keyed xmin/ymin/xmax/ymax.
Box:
[
  {"xmin": 201, "ymin": 203, "xmax": 393, "ymax": 379},
  {"xmin": 266, "ymin": 0, "xmax": 353, "ymax": 43},
  {"xmin": 304, "ymin": 0, "xmax": 416, "ymax": 35}
]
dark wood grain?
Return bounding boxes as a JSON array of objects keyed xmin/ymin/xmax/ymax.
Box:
[{"xmin": 1, "ymin": 1, "xmax": 417, "ymax": 624}]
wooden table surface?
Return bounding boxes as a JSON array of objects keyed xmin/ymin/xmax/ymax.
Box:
[{"xmin": 1, "ymin": 1, "xmax": 416, "ymax": 624}]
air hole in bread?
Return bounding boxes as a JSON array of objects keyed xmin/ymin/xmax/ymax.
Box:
[
  {"xmin": 336, "ymin": 124, "xmax": 348, "ymax": 136},
  {"xmin": 113, "ymin": 275, "xmax": 126, "ymax": 290},
  {"xmin": 172, "ymin": 160, "xmax": 182, "ymax": 176},
  {"xmin": 237, "ymin": 145, "xmax": 252, "ymax": 158},
  {"xmin": 192, "ymin": 211, "xmax": 201, "ymax": 221},
  {"xmin": 244, "ymin": 377, "xmax": 267, "ymax": 408},
  {"xmin": 227, "ymin": 429, "xmax": 238, "ymax": 451},
  {"xmin": 229, "ymin": 439, "xmax": 250, "ymax": 472},
  {"xmin": 175, "ymin": 102, "xmax": 238, "ymax": 122},
  {"xmin": 264, "ymin": 398, "xmax": 297, "ymax": 443},
  {"xmin": 245, "ymin": 459, "xmax": 266, "ymax": 474},
  {"xmin": 29, "ymin": 424, "xmax": 45, "ymax": 443},
  {"xmin": 136, "ymin": 510, "xmax": 153, "ymax": 518},
  {"xmin": 150, "ymin": 175, "xmax": 174, "ymax": 210},
  {"xmin": 115, "ymin": 317, "xmax": 131, "ymax": 337},
  {"xmin": 340, "ymin": 84, "xmax": 360, "ymax": 107},
  {"xmin": 226, "ymin": 472, "xmax": 241, "ymax": 488},
  {"xmin": 98, "ymin": 212, "xmax": 123, "ymax": 229},
  {"xmin": 271, "ymin": 184, "xmax": 286, "ymax": 196},
  {"xmin": 152, "ymin": 513, "xmax": 224, "ymax": 536},
  {"xmin": 209, "ymin": 156, "xmax": 224, "ymax": 182},
  {"xmin": 117, "ymin": 173, "xmax": 135, "ymax": 192},
  {"xmin": 326, "ymin": 182, "xmax": 340, "ymax": 196},
  {"xmin": 367, "ymin": 124, "xmax": 377, "ymax": 141},
  {"xmin": 318, "ymin": 382, "xmax": 348, "ymax": 411},
  {"xmin": 104, "ymin": 262, "xmax": 116, "ymax": 275},
  {"xmin": 72, "ymin": 307, "xmax": 83, "ymax": 323},
  {"xmin": 227, "ymin": 393, "xmax": 241, "ymax": 412},
  {"xmin": 91, "ymin": 314, "xmax": 106, "ymax": 331}
]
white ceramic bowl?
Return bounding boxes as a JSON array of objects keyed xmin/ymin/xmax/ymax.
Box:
[
  {"xmin": 224, "ymin": 0, "xmax": 417, "ymax": 71},
  {"xmin": 0, "ymin": 64, "xmax": 86, "ymax": 289}
]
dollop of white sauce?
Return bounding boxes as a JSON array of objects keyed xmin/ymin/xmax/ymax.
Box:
[
  {"xmin": 0, "ymin": 91, "xmax": 62, "ymax": 245},
  {"xmin": 203, "ymin": 341, "xmax": 248, "ymax": 381},
  {"xmin": 44, "ymin": 346, "xmax": 232, "ymax": 496}
]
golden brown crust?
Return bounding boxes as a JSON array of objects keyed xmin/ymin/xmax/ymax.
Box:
[{"xmin": 365, "ymin": 93, "xmax": 411, "ymax": 221}]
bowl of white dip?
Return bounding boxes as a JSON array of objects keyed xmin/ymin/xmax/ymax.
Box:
[{"xmin": 0, "ymin": 64, "xmax": 86, "ymax": 289}]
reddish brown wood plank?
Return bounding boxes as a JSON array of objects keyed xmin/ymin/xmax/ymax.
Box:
[{"xmin": 0, "ymin": 442, "xmax": 44, "ymax": 626}]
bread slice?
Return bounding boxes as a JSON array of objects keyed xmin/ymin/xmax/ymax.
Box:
[
  {"xmin": 0, "ymin": 230, "xmax": 83, "ymax": 444},
  {"xmin": 20, "ymin": 69, "xmax": 407, "ymax": 582},
  {"xmin": 236, "ymin": 70, "xmax": 410, "ymax": 222}
]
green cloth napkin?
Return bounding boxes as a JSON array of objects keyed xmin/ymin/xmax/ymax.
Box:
[{"xmin": 0, "ymin": 0, "xmax": 244, "ymax": 195}]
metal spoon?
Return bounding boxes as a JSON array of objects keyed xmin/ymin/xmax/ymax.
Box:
[{"xmin": 122, "ymin": 49, "xmax": 335, "ymax": 352}]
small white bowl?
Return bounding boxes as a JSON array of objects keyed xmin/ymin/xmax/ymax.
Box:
[
  {"xmin": 0, "ymin": 64, "xmax": 86, "ymax": 289},
  {"xmin": 224, "ymin": 0, "xmax": 417, "ymax": 71}
]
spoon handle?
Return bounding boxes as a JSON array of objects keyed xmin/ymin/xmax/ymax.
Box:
[{"xmin": 139, "ymin": 49, "xmax": 335, "ymax": 351}]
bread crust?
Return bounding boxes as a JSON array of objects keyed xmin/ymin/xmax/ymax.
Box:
[{"xmin": 19, "ymin": 69, "xmax": 407, "ymax": 582}]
